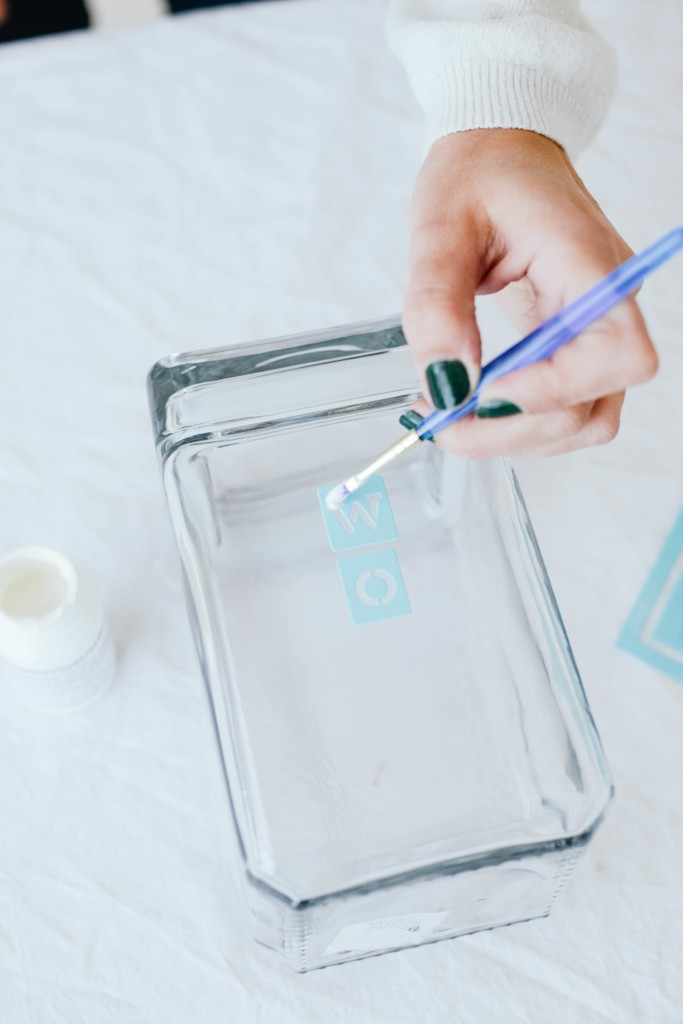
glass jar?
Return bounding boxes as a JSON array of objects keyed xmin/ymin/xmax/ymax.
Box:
[{"xmin": 148, "ymin": 316, "xmax": 612, "ymax": 971}]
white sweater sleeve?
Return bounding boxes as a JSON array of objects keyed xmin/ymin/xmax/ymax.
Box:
[{"xmin": 387, "ymin": 0, "xmax": 616, "ymax": 159}]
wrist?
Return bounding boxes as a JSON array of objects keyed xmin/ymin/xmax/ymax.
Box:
[{"xmin": 431, "ymin": 127, "xmax": 567, "ymax": 163}]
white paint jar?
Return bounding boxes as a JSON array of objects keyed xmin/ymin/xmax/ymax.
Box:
[{"xmin": 0, "ymin": 547, "xmax": 115, "ymax": 711}]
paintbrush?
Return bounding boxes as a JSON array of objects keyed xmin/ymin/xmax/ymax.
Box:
[{"xmin": 326, "ymin": 227, "xmax": 683, "ymax": 511}]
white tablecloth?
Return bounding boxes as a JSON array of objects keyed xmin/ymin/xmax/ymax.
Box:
[{"xmin": 0, "ymin": 1, "xmax": 681, "ymax": 1020}]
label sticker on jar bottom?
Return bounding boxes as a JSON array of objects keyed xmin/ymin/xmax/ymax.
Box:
[{"xmin": 324, "ymin": 909, "xmax": 450, "ymax": 956}]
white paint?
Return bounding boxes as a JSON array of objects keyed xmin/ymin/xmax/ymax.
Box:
[
  {"xmin": 1, "ymin": 564, "xmax": 70, "ymax": 618},
  {"xmin": 325, "ymin": 483, "xmax": 349, "ymax": 512}
]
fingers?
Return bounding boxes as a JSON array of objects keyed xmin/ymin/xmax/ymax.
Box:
[
  {"xmin": 422, "ymin": 393, "xmax": 624, "ymax": 460},
  {"xmin": 478, "ymin": 251, "xmax": 658, "ymax": 416},
  {"xmin": 524, "ymin": 394, "xmax": 625, "ymax": 457},
  {"xmin": 400, "ymin": 132, "xmax": 658, "ymax": 459},
  {"xmin": 403, "ymin": 208, "xmax": 492, "ymax": 409}
]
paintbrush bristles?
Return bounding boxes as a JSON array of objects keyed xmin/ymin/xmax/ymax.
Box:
[
  {"xmin": 325, "ymin": 431, "xmax": 421, "ymax": 510},
  {"xmin": 324, "ymin": 483, "xmax": 350, "ymax": 511}
]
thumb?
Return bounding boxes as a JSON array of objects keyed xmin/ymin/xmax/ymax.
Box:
[{"xmin": 402, "ymin": 219, "xmax": 484, "ymax": 410}]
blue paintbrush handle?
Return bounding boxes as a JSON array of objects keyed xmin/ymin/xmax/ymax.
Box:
[{"xmin": 415, "ymin": 226, "xmax": 683, "ymax": 440}]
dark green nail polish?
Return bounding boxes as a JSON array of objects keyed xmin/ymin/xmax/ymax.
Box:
[
  {"xmin": 399, "ymin": 410, "xmax": 424, "ymax": 430},
  {"xmin": 426, "ymin": 360, "xmax": 470, "ymax": 410},
  {"xmin": 475, "ymin": 400, "xmax": 522, "ymax": 419},
  {"xmin": 398, "ymin": 410, "xmax": 435, "ymax": 441}
]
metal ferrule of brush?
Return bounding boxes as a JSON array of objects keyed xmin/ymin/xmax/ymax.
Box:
[{"xmin": 345, "ymin": 430, "xmax": 421, "ymax": 493}]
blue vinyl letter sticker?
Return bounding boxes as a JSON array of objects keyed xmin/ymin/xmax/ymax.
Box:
[
  {"xmin": 317, "ymin": 475, "xmax": 398, "ymax": 552},
  {"xmin": 337, "ymin": 549, "xmax": 411, "ymax": 625}
]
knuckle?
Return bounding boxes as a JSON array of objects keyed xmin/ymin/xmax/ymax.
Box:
[
  {"xmin": 628, "ymin": 343, "xmax": 659, "ymax": 384},
  {"xmin": 590, "ymin": 411, "xmax": 620, "ymax": 446},
  {"xmin": 441, "ymin": 437, "xmax": 482, "ymax": 460},
  {"xmin": 439, "ymin": 429, "xmax": 491, "ymax": 461},
  {"xmin": 460, "ymin": 441, "xmax": 492, "ymax": 460},
  {"xmin": 404, "ymin": 284, "xmax": 453, "ymax": 316},
  {"xmin": 403, "ymin": 285, "xmax": 458, "ymax": 334},
  {"xmin": 544, "ymin": 377, "xmax": 565, "ymax": 410},
  {"xmin": 541, "ymin": 359, "xmax": 573, "ymax": 408},
  {"xmin": 617, "ymin": 241, "xmax": 636, "ymax": 262},
  {"xmin": 559, "ymin": 404, "xmax": 590, "ymax": 436}
]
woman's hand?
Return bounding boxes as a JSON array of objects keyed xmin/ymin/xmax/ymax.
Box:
[{"xmin": 403, "ymin": 128, "xmax": 658, "ymax": 457}]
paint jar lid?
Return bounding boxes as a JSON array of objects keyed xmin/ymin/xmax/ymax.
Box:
[{"xmin": 0, "ymin": 547, "xmax": 115, "ymax": 710}]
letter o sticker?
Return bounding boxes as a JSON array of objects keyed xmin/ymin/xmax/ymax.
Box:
[{"xmin": 355, "ymin": 568, "xmax": 398, "ymax": 607}]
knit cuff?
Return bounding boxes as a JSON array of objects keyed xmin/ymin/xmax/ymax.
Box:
[{"xmin": 388, "ymin": 11, "xmax": 617, "ymax": 160}]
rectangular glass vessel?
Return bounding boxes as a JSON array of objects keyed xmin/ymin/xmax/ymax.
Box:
[{"xmin": 148, "ymin": 316, "xmax": 612, "ymax": 971}]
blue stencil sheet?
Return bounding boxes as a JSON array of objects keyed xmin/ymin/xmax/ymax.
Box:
[{"xmin": 618, "ymin": 506, "xmax": 683, "ymax": 683}]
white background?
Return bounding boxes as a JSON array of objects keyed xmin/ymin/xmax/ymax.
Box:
[{"xmin": 0, "ymin": 1, "xmax": 681, "ymax": 1020}]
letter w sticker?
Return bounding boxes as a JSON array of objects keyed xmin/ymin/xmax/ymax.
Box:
[
  {"xmin": 335, "ymin": 492, "xmax": 383, "ymax": 535},
  {"xmin": 317, "ymin": 475, "xmax": 398, "ymax": 552}
]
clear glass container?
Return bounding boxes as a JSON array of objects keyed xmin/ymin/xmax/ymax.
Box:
[{"xmin": 148, "ymin": 316, "xmax": 612, "ymax": 971}]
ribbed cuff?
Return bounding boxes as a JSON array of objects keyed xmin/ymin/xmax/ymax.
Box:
[
  {"xmin": 422, "ymin": 61, "xmax": 613, "ymax": 159},
  {"xmin": 423, "ymin": 61, "xmax": 606, "ymax": 157},
  {"xmin": 388, "ymin": 9, "xmax": 617, "ymax": 161}
]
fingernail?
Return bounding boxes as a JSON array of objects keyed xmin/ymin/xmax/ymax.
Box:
[
  {"xmin": 426, "ymin": 360, "xmax": 470, "ymax": 410},
  {"xmin": 475, "ymin": 400, "xmax": 522, "ymax": 419},
  {"xmin": 398, "ymin": 410, "xmax": 435, "ymax": 441}
]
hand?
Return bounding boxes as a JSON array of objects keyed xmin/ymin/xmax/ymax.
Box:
[{"xmin": 402, "ymin": 129, "xmax": 658, "ymax": 457}]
